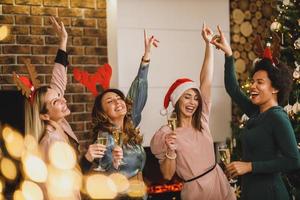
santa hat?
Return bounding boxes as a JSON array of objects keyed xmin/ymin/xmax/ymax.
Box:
[
  {"xmin": 163, "ymin": 78, "xmax": 199, "ymax": 109},
  {"xmin": 263, "ymin": 42, "xmax": 274, "ymax": 64}
]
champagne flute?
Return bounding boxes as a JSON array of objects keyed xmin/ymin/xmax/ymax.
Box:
[
  {"xmin": 112, "ymin": 128, "xmax": 126, "ymax": 166},
  {"xmin": 94, "ymin": 132, "xmax": 108, "ymax": 171},
  {"xmin": 167, "ymin": 111, "xmax": 177, "ymax": 131},
  {"xmin": 218, "ymin": 144, "xmax": 237, "ymax": 183}
]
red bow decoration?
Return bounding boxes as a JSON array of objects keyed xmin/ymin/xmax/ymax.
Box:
[
  {"xmin": 73, "ymin": 63, "xmax": 112, "ymax": 96},
  {"xmin": 13, "ymin": 59, "xmax": 40, "ymax": 104}
]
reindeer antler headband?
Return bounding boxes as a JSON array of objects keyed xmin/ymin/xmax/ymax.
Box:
[
  {"xmin": 73, "ymin": 63, "xmax": 112, "ymax": 96},
  {"xmin": 253, "ymin": 33, "xmax": 281, "ymax": 66},
  {"xmin": 13, "ymin": 59, "xmax": 40, "ymax": 103}
]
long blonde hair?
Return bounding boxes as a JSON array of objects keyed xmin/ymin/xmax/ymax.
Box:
[{"xmin": 25, "ymin": 86, "xmax": 49, "ymax": 141}]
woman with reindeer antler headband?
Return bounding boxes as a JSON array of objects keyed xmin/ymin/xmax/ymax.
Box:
[
  {"xmin": 21, "ymin": 17, "xmax": 105, "ymax": 199},
  {"xmin": 85, "ymin": 30, "xmax": 159, "ymax": 199},
  {"xmin": 211, "ymin": 25, "xmax": 300, "ymax": 200}
]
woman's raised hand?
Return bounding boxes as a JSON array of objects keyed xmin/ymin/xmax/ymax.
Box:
[
  {"xmin": 85, "ymin": 143, "xmax": 107, "ymax": 162},
  {"xmin": 143, "ymin": 29, "xmax": 159, "ymax": 61},
  {"xmin": 50, "ymin": 16, "xmax": 68, "ymax": 50},
  {"xmin": 201, "ymin": 22, "xmax": 213, "ymax": 44},
  {"xmin": 210, "ymin": 25, "xmax": 232, "ymax": 56}
]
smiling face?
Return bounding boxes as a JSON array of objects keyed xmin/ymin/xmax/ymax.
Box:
[
  {"xmin": 42, "ymin": 88, "xmax": 70, "ymax": 122},
  {"xmin": 100, "ymin": 91, "xmax": 127, "ymax": 122},
  {"xmin": 177, "ymin": 88, "xmax": 199, "ymax": 118},
  {"xmin": 250, "ymin": 70, "xmax": 278, "ymax": 110}
]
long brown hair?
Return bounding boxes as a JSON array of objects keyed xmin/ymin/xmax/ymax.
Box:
[
  {"xmin": 173, "ymin": 88, "xmax": 203, "ymax": 131},
  {"xmin": 92, "ymin": 89, "xmax": 143, "ymax": 145}
]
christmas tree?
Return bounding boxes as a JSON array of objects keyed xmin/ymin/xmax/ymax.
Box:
[{"xmin": 273, "ymin": 0, "xmax": 300, "ymax": 198}]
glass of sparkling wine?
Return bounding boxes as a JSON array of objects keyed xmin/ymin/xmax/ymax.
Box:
[
  {"xmin": 167, "ymin": 111, "xmax": 177, "ymax": 131},
  {"xmin": 112, "ymin": 128, "xmax": 126, "ymax": 165},
  {"xmin": 94, "ymin": 132, "xmax": 108, "ymax": 171},
  {"xmin": 218, "ymin": 144, "xmax": 237, "ymax": 183}
]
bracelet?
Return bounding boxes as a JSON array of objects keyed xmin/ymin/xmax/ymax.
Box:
[
  {"xmin": 165, "ymin": 152, "xmax": 177, "ymax": 160},
  {"xmin": 141, "ymin": 56, "xmax": 150, "ymax": 63}
]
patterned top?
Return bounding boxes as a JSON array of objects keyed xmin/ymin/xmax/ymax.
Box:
[{"xmin": 95, "ymin": 62, "xmax": 149, "ymax": 178}]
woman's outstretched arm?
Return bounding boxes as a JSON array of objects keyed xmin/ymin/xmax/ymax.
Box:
[{"xmin": 199, "ymin": 23, "xmax": 214, "ymax": 101}]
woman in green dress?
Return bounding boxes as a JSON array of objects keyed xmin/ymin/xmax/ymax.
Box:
[{"xmin": 211, "ymin": 26, "xmax": 300, "ymax": 200}]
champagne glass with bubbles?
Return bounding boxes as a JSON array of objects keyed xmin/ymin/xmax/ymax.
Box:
[
  {"xmin": 218, "ymin": 143, "xmax": 237, "ymax": 183},
  {"xmin": 94, "ymin": 132, "xmax": 108, "ymax": 171},
  {"xmin": 167, "ymin": 111, "xmax": 177, "ymax": 131},
  {"xmin": 112, "ymin": 128, "xmax": 126, "ymax": 166}
]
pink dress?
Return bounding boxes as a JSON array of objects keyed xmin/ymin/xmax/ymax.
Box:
[{"xmin": 150, "ymin": 97, "xmax": 236, "ymax": 200}]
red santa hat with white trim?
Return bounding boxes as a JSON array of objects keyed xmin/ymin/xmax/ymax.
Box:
[{"xmin": 163, "ymin": 78, "xmax": 199, "ymax": 112}]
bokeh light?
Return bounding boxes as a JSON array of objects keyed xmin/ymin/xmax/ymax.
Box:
[
  {"xmin": 109, "ymin": 173, "xmax": 129, "ymax": 194},
  {"xmin": 0, "ymin": 179, "xmax": 4, "ymax": 193},
  {"xmin": 46, "ymin": 167, "xmax": 82, "ymax": 199},
  {"xmin": 2, "ymin": 126, "xmax": 24, "ymax": 159},
  {"xmin": 21, "ymin": 181, "xmax": 43, "ymax": 200},
  {"xmin": 48, "ymin": 142, "xmax": 76, "ymax": 170},
  {"xmin": 127, "ymin": 180, "xmax": 147, "ymax": 198},
  {"xmin": 13, "ymin": 190, "xmax": 25, "ymax": 200},
  {"xmin": 0, "ymin": 157, "xmax": 17, "ymax": 180},
  {"xmin": 23, "ymin": 134, "xmax": 38, "ymax": 153},
  {"xmin": 23, "ymin": 154, "xmax": 47, "ymax": 182},
  {"xmin": 86, "ymin": 174, "xmax": 117, "ymax": 199}
]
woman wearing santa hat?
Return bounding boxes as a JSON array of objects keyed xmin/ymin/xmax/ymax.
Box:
[
  {"xmin": 150, "ymin": 24, "xmax": 236, "ymax": 200},
  {"xmin": 211, "ymin": 25, "xmax": 300, "ymax": 200}
]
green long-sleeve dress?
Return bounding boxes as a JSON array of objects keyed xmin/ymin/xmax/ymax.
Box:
[{"xmin": 224, "ymin": 56, "xmax": 300, "ymax": 200}]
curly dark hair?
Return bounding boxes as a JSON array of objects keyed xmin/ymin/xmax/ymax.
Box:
[
  {"xmin": 92, "ymin": 88, "xmax": 143, "ymax": 145},
  {"xmin": 252, "ymin": 58, "xmax": 293, "ymax": 106}
]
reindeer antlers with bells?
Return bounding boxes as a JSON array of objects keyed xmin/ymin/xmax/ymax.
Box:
[
  {"xmin": 253, "ymin": 33, "xmax": 281, "ymax": 66},
  {"xmin": 13, "ymin": 59, "xmax": 40, "ymax": 104},
  {"xmin": 73, "ymin": 63, "xmax": 112, "ymax": 96}
]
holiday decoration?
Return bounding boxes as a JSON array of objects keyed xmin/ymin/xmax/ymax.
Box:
[
  {"xmin": 284, "ymin": 103, "xmax": 293, "ymax": 115},
  {"xmin": 270, "ymin": 21, "xmax": 282, "ymax": 32},
  {"xmin": 73, "ymin": 63, "xmax": 112, "ymax": 96},
  {"xmin": 294, "ymin": 62, "xmax": 300, "ymax": 79},
  {"xmin": 13, "ymin": 59, "xmax": 40, "ymax": 103},
  {"xmin": 283, "ymin": 0, "xmax": 290, "ymax": 6},
  {"xmin": 293, "ymin": 101, "xmax": 300, "ymax": 114},
  {"xmin": 232, "ymin": 184, "xmax": 241, "ymax": 198},
  {"xmin": 294, "ymin": 38, "xmax": 300, "ymax": 49},
  {"xmin": 293, "ymin": 68, "xmax": 300, "ymax": 79}
]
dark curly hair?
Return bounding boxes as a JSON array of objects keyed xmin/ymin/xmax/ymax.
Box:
[
  {"xmin": 252, "ymin": 58, "xmax": 293, "ymax": 106},
  {"xmin": 92, "ymin": 88, "xmax": 143, "ymax": 145}
]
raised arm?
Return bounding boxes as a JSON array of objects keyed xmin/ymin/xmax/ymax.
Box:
[
  {"xmin": 49, "ymin": 16, "xmax": 69, "ymax": 96},
  {"xmin": 211, "ymin": 26, "xmax": 257, "ymax": 116},
  {"xmin": 199, "ymin": 23, "xmax": 214, "ymax": 101},
  {"xmin": 127, "ymin": 30, "xmax": 158, "ymax": 126}
]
